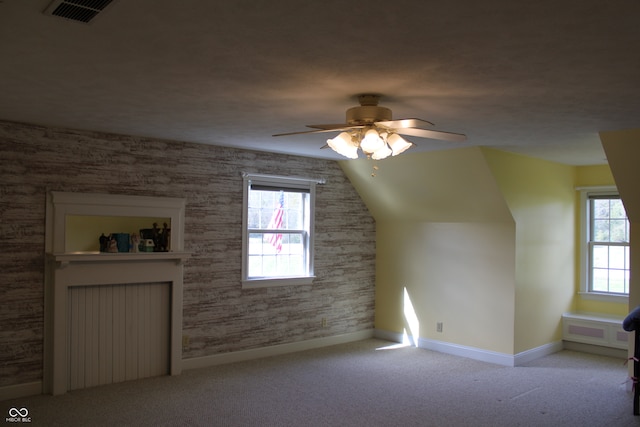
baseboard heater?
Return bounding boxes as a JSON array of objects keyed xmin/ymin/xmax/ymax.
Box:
[{"xmin": 562, "ymin": 312, "xmax": 628, "ymax": 350}]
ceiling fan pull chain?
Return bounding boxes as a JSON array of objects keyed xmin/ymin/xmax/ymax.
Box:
[{"xmin": 370, "ymin": 159, "xmax": 379, "ymax": 177}]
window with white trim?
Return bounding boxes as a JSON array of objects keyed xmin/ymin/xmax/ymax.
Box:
[
  {"xmin": 579, "ymin": 187, "xmax": 630, "ymax": 300},
  {"xmin": 241, "ymin": 173, "xmax": 318, "ymax": 288}
]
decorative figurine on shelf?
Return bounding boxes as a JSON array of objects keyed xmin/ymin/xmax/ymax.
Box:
[
  {"xmin": 131, "ymin": 233, "xmax": 140, "ymax": 253},
  {"xmin": 107, "ymin": 235, "xmax": 118, "ymax": 253},
  {"xmin": 99, "ymin": 233, "xmax": 109, "ymax": 252},
  {"xmin": 139, "ymin": 222, "xmax": 171, "ymax": 252},
  {"xmin": 160, "ymin": 222, "xmax": 170, "ymax": 252},
  {"xmin": 152, "ymin": 222, "xmax": 161, "ymax": 252},
  {"xmin": 143, "ymin": 239, "xmax": 155, "ymax": 252}
]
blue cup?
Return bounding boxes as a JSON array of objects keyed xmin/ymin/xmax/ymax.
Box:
[{"xmin": 112, "ymin": 233, "xmax": 130, "ymax": 252}]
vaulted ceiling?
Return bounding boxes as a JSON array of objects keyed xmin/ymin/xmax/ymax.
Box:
[{"xmin": 1, "ymin": 0, "xmax": 638, "ymax": 165}]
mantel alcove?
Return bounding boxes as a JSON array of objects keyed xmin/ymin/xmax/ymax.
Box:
[{"xmin": 44, "ymin": 192, "xmax": 189, "ymax": 395}]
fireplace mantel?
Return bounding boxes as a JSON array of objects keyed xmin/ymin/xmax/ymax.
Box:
[
  {"xmin": 44, "ymin": 191, "xmax": 189, "ymax": 395},
  {"xmin": 48, "ymin": 251, "xmax": 191, "ymax": 267}
]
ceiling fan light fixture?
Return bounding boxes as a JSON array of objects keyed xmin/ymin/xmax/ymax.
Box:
[
  {"xmin": 371, "ymin": 144, "xmax": 392, "ymax": 160},
  {"xmin": 273, "ymin": 94, "xmax": 466, "ymax": 165},
  {"xmin": 327, "ymin": 132, "xmax": 359, "ymax": 159},
  {"xmin": 360, "ymin": 128, "xmax": 384, "ymax": 154},
  {"xmin": 386, "ymin": 133, "xmax": 413, "ymax": 156}
]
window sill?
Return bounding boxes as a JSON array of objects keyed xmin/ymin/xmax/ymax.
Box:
[
  {"xmin": 578, "ymin": 291, "xmax": 628, "ymax": 304},
  {"xmin": 242, "ymin": 276, "xmax": 315, "ymax": 289}
]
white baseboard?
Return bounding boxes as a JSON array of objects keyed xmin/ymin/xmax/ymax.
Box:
[
  {"xmin": 182, "ymin": 330, "xmax": 375, "ymax": 371},
  {"xmin": 0, "ymin": 381, "xmax": 42, "ymax": 402},
  {"xmin": 419, "ymin": 337, "xmax": 516, "ymax": 366},
  {"xmin": 374, "ymin": 329, "xmax": 563, "ymax": 367},
  {"xmin": 1, "ymin": 331, "xmax": 375, "ymax": 400},
  {"xmin": 514, "ymin": 340, "xmax": 564, "ymax": 365}
]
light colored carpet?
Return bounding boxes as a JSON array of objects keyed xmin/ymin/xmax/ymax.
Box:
[{"xmin": 2, "ymin": 339, "xmax": 637, "ymax": 426}]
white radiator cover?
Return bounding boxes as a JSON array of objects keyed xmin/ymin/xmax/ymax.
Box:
[
  {"xmin": 67, "ymin": 282, "xmax": 170, "ymax": 390},
  {"xmin": 562, "ymin": 312, "xmax": 628, "ymax": 350}
]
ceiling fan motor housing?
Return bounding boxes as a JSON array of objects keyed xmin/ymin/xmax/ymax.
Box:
[{"xmin": 346, "ymin": 105, "xmax": 392, "ymax": 125}]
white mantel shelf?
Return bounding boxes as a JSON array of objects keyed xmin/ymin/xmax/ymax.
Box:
[
  {"xmin": 47, "ymin": 251, "xmax": 190, "ymax": 267},
  {"xmin": 44, "ymin": 191, "xmax": 189, "ymax": 395}
]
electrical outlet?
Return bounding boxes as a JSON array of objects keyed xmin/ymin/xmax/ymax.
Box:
[
  {"xmin": 182, "ymin": 335, "xmax": 190, "ymax": 349},
  {"xmin": 322, "ymin": 317, "xmax": 327, "ymax": 328},
  {"xmin": 436, "ymin": 322, "xmax": 443, "ymax": 333}
]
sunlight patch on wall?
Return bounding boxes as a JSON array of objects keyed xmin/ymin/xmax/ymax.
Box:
[
  {"xmin": 403, "ymin": 287, "xmax": 420, "ymax": 346},
  {"xmin": 375, "ymin": 286, "xmax": 420, "ymax": 350}
]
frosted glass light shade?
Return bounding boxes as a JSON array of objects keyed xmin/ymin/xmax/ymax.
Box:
[
  {"xmin": 327, "ymin": 132, "xmax": 358, "ymax": 159},
  {"xmin": 371, "ymin": 144, "xmax": 392, "ymax": 160},
  {"xmin": 387, "ymin": 133, "xmax": 413, "ymax": 156},
  {"xmin": 360, "ymin": 129, "xmax": 385, "ymax": 154}
]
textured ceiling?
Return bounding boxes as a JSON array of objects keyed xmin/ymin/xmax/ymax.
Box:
[{"xmin": 1, "ymin": 0, "xmax": 638, "ymax": 165}]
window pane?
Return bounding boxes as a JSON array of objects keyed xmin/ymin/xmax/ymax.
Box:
[
  {"xmin": 261, "ymin": 208, "xmax": 274, "ymax": 228},
  {"xmin": 289, "ymin": 234, "xmax": 301, "ymax": 245},
  {"xmin": 248, "ymin": 235, "xmax": 263, "ymax": 254},
  {"xmin": 248, "ymin": 207, "xmax": 260, "ymax": 228},
  {"xmin": 592, "ymin": 219, "xmax": 609, "ymax": 241},
  {"xmin": 608, "ymin": 269, "xmax": 626, "ymax": 294},
  {"xmin": 592, "ymin": 245, "xmax": 609, "ymax": 269},
  {"xmin": 590, "ymin": 244, "xmax": 630, "ymax": 294},
  {"xmin": 248, "ymin": 191, "xmax": 261, "ymax": 208},
  {"xmin": 625, "ymin": 246, "xmax": 631, "ymax": 269},
  {"xmin": 592, "ymin": 268, "xmax": 609, "ymax": 292},
  {"xmin": 247, "ymin": 232, "xmax": 306, "ymax": 277},
  {"xmin": 624, "ymin": 269, "xmax": 630, "ymax": 294},
  {"xmin": 610, "ymin": 199, "xmax": 626, "ymax": 219},
  {"xmin": 610, "ymin": 220, "xmax": 627, "ymax": 242},
  {"xmin": 590, "ymin": 198, "xmax": 629, "ymax": 243},
  {"xmin": 248, "ymin": 254, "xmax": 262, "ymax": 275},
  {"xmin": 593, "ymin": 199, "xmax": 610, "ymax": 219},
  {"xmin": 250, "ymin": 190, "xmax": 306, "ymax": 232},
  {"xmin": 260, "ymin": 191, "xmax": 275, "ymax": 209},
  {"xmin": 609, "ymin": 246, "xmax": 626, "ymax": 269}
]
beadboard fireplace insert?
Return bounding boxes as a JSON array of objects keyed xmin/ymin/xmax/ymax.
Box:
[{"xmin": 44, "ymin": 191, "xmax": 189, "ymax": 395}]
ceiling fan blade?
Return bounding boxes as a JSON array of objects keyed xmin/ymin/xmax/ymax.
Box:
[
  {"xmin": 273, "ymin": 124, "xmax": 363, "ymax": 137},
  {"xmin": 306, "ymin": 123, "xmax": 354, "ymax": 130},
  {"xmin": 375, "ymin": 118, "xmax": 435, "ymax": 129},
  {"xmin": 395, "ymin": 127, "xmax": 467, "ymax": 142},
  {"xmin": 273, "ymin": 129, "xmax": 336, "ymax": 137}
]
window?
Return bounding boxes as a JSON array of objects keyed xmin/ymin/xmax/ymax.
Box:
[
  {"xmin": 579, "ymin": 187, "xmax": 630, "ymax": 301},
  {"xmin": 241, "ymin": 173, "xmax": 319, "ymax": 288}
]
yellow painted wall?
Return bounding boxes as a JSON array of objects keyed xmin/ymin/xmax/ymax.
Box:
[
  {"xmin": 342, "ymin": 147, "xmax": 517, "ymax": 354},
  {"xmin": 342, "ymin": 144, "xmax": 627, "ymax": 357},
  {"xmin": 574, "ymin": 164, "xmax": 614, "ymax": 187},
  {"xmin": 376, "ymin": 221, "xmax": 516, "ymax": 353},
  {"xmin": 340, "ymin": 147, "xmax": 513, "ymax": 223},
  {"xmin": 480, "ymin": 149, "xmax": 576, "ymax": 353}
]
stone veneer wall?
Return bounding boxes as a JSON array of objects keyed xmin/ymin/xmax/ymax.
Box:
[{"xmin": 0, "ymin": 120, "xmax": 376, "ymax": 388}]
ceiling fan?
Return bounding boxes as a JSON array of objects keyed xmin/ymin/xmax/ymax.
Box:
[{"xmin": 273, "ymin": 94, "xmax": 467, "ymax": 160}]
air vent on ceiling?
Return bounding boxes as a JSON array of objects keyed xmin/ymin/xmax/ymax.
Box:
[{"xmin": 43, "ymin": 0, "xmax": 116, "ymax": 24}]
